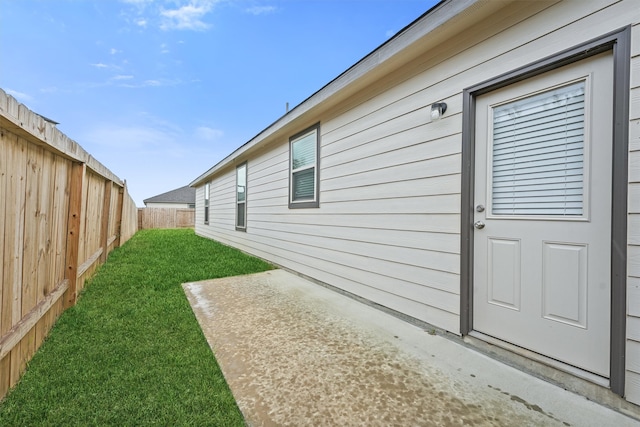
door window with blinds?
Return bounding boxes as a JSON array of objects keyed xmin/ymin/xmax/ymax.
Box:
[
  {"xmin": 489, "ymin": 80, "xmax": 588, "ymax": 218},
  {"xmin": 289, "ymin": 123, "xmax": 320, "ymax": 208}
]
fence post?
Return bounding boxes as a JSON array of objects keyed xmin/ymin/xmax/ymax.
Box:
[
  {"xmin": 64, "ymin": 162, "xmax": 85, "ymax": 308},
  {"xmin": 115, "ymin": 181, "xmax": 125, "ymax": 248},
  {"xmin": 99, "ymin": 180, "xmax": 112, "ymax": 263}
]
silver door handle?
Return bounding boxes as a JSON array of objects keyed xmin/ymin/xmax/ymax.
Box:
[{"xmin": 474, "ymin": 221, "xmax": 485, "ymax": 229}]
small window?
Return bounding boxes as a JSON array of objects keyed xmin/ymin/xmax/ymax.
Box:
[
  {"xmin": 236, "ymin": 163, "xmax": 247, "ymax": 230},
  {"xmin": 289, "ymin": 123, "xmax": 320, "ymax": 208},
  {"xmin": 204, "ymin": 182, "xmax": 210, "ymax": 225}
]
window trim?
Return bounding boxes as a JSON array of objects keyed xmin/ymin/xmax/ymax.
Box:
[
  {"xmin": 204, "ymin": 182, "xmax": 210, "ymax": 225},
  {"xmin": 289, "ymin": 123, "xmax": 320, "ymax": 209},
  {"xmin": 236, "ymin": 162, "xmax": 247, "ymax": 231}
]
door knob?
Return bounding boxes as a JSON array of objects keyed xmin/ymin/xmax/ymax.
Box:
[{"xmin": 474, "ymin": 221, "xmax": 485, "ymax": 229}]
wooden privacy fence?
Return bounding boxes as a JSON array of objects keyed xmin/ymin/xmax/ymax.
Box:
[
  {"xmin": 138, "ymin": 208, "xmax": 195, "ymax": 229},
  {"xmin": 0, "ymin": 89, "xmax": 138, "ymax": 399}
]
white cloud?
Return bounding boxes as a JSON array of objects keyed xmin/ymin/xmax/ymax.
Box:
[
  {"xmin": 160, "ymin": 2, "xmax": 217, "ymax": 31},
  {"xmin": 116, "ymin": 78, "xmax": 181, "ymax": 88},
  {"xmin": 5, "ymin": 89, "xmax": 34, "ymax": 102},
  {"xmin": 245, "ymin": 5, "xmax": 276, "ymax": 15},
  {"xmin": 195, "ymin": 126, "xmax": 223, "ymax": 141},
  {"xmin": 110, "ymin": 48, "xmax": 122, "ymax": 55},
  {"xmin": 91, "ymin": 62, "xmax": 109, "ymax": 68},
  {"xmin": 135, "ymin": 18, "xmax": 148, "ymax": 27},
  {"xmin": 111, "ymin": 75, "xmax": 134, "ymax": 80},
  {"xmin": 160, "ymin": 43, "xmax": 170, "ymax": 54}
]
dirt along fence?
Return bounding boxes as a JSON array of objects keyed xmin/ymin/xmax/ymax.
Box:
[
  {"xmin": 138, "ymin": 208, "xmax": 195, "ymax": 229},
  {"xmin": 0, "ymin": 89, "xmax": 138, "ymax": 400}
]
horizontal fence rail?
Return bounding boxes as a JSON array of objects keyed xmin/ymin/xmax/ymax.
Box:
[{"xmin": 0, "ymin": 89, "xmax": 138, "ymax": 399}]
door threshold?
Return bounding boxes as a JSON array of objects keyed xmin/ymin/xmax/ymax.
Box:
[
  {"xmin": 468, "ymin": 331, "xmax": 609, "ymax": 387},
  {"xmin": 463, "ymin": 331, "xmax": 640, "ymax": 419}
]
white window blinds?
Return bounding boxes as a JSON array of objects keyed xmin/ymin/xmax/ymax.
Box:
[
  {"xmin": 491, "ymin": 81, "xmax": 585, "ymax": 216},
  {"xmin": 291, "ymin": 129, "xmax": 317, "ymax": 201}
]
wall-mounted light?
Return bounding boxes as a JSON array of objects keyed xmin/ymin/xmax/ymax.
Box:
[{"xmin": 431, "ymin": 102, "xmax": 447, "ymax": 121}]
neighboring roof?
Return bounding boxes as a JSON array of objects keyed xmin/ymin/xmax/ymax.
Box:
[
  {"xmin": 143, "ymin": 185, "xmax": 195, "ymax": 205},
  {"xmin": 190, "ymin": 0, "xmax": 496, "ymax": 187}
]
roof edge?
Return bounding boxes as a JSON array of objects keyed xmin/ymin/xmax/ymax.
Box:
[{"xmin": 190, "ymin": 0, "xmax": 480, "ymax": 187}]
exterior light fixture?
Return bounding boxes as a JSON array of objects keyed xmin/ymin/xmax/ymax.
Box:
[{"xmin": 431, "ymin": 102, "xmax": 447, "ymax": 121}]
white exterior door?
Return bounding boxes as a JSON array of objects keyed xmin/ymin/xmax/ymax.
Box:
[{"xmin": 473, "ymin": 52, "xmax": 613, "ymax": 377}]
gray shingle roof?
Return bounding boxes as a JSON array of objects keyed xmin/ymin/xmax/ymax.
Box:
[{"xmin": 143, "ymin": 185, "xmax": 195, "ymax": 205}]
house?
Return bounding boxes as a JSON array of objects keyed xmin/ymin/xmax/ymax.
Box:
[
  {"xmin": 143, "ymin": 185, "xmax": 195, "ymax": 208},
  {"xmin": 190, "ymin": 0, "xmax": 640, "ymax": 413}
]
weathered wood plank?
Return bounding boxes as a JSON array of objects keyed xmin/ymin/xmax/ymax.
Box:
[
  {"xmin": 100, "ymin": 180, "xmax": 112, "ymax": 263},
  {"xmin": 65, "ymin": 163, "xmax": 85, "ymax": 308}
]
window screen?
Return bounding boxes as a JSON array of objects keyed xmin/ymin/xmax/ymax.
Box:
[{"xmin": 491, "ymin": 81, "xmax": 585, "ymax": 216}]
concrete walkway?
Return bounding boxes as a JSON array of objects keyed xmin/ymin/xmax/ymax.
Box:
[{"xmin": 183, "ymin": 270, "xmax": 637, "ymax": 426}]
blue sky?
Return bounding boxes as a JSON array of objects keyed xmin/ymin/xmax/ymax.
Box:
[{"xmin": 1, "ymin": 0, "xmax": 438, "ymax": 206}]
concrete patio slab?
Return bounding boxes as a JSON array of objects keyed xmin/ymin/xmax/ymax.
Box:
[{"xmin": 183, "ymin": 269, "xmax": 637, "ymax": 426}]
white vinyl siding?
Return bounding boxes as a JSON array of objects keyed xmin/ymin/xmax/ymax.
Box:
[
  {"xmin": 625, "ymin": 21, "xmax": 640, "ymax": 405},
  {"xmin": 193, "ymin": 0, "xmax": 640, "ymax": 403},
  {"xmin": 490, "ymin": 81, "xmax": 586, "ymax": 216}
]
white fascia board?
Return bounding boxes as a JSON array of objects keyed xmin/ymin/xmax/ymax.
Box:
[{"xmin": 190, "ymin": 0, "xmax": 481, "ymax": 187}]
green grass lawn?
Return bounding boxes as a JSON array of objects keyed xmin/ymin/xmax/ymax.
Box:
[{"xmin": 0, "ymin": 229, "xmax": 273, "ymax": 426}]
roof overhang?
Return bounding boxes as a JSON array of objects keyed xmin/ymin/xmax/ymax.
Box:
[{"xmin": 189, "ymin": 0, "xmax": 508, "ymax": 187}]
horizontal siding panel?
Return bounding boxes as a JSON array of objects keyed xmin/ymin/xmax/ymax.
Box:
[
  {"xmin": 632, "ymin": 118, "xmax": 640, "ymax": 152},
  {"xmin": 323, "ymin": 154, "xmax": 462, "ymax": 191},
  {"xmin": 250, "ymin": 220, "xmax": 459, "ymax": 254},
  {"xmin": 629, "ymin": 151, "xmax": 640, "ymax": 184},
  {"xmin": 629, "ymin": 245, "xmax": 640, "ymax": 278},
  {"xmin": 251, "ymin": 213, "xmax": 461, "ymax": 234},
  {"xmin": 302, "ymin": 266, "xmax": 461, "ymax": 333},
  {"xmin": 250, "ymin": 169, "xmax": 287, "ymax": 188},
  {"xmin": 632, "ymin": 55, "xmax": 640, "ymax": 89},
  {"xmin": 249, "ymin": 145, "xmax": 288, "ymax": 171},
  {"xmin": 223, "ymin": 225, "xmax": 460, "ymax": 298},
  {"xmin": 196, "ymin": 225, "xmax": 461, "ymax": 318},
  {"xmin": 629, "ymin": 216, "xmax": 640, "ymax": 246},
  {"xmin": 323, "ymin": 130, "xmax": 460, "ymax": 172},
  {"xmin": 249, "ymin": 182, "xmax": 288, "ymax": 201},
  {"xmin": 629, "ymin": 277, "xmax": 640, "ymax": 317},
  {"xmin": 324, "ymin": 136, "xmax": 460, "ymax": 182},
  {"xmin": 629, "ymin": 184, "xmax": 640, "ymax": 214},
  {"xmin": 627, "ymin": 339, "xmax": 640, "ymax": 374},
  {"xmin": 626, "ymin": 370, "xmax": 640, "ymax": 406},
  {"xmin": 319, "ymin": 194, "xmax": 460, "ymax": 214},
  {"xmin": 323, "ymin": 110, "xmax": 461, "ymax": 161},
  {"xmin": 628, "ymin": 316, "xmax": 640, "ymax": 342},
  {"xmin": 323, "ymin": 174, "xmax": 460, "ymax": 204},
  {"xmin": 249, "ymin": 225, "xmax": 460, "ymax": 274}
]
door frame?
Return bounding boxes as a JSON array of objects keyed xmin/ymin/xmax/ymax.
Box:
[{"xmin": 460, "ymin": 27, "xmax": 631, "ymax": 396}]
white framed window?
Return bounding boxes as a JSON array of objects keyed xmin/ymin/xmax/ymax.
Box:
[
  {"xmin": 236, "ymin": 163, "xmax": 247, "ymax": 230},
  {"xmin": 204, "ymin": 182, "xmax": 210, "ymax": 225},
  {"xmin": 289, "ymin": 123, "xmax": 320, "ymax": 208}
]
